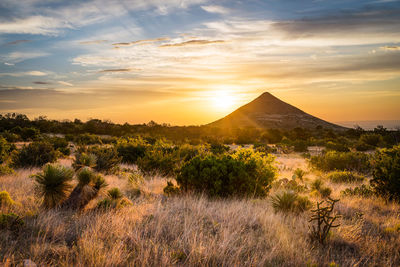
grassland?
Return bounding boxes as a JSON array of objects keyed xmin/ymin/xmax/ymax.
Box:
[{"xmin": 1, "ymin": 154, "xmax": 399, "ymax": 267}]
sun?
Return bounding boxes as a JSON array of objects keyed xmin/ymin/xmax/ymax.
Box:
[{"xmin": 211, "ymin": 90, "xmax": 237, "ymax": 112}]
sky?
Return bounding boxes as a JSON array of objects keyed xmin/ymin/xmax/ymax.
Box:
[{"xmin": 0, "ymin": 0, "xmax": 399, "ymax": 126}]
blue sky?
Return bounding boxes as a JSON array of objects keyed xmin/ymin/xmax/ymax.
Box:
[{"xmin": 0, "ymin": 0, "xmax": 399, "ymax": 125}]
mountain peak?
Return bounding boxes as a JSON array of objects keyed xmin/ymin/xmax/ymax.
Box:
[{"xmin": 208, "ymin": 92, "xmax": 346, "ymax": 130}]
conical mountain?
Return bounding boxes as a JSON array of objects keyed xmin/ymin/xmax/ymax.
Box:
[{"xmin": 209, "ymin": 92, "xmax": 346, "ymax": 130}]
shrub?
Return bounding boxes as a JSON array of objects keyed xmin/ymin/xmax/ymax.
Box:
[
  {"xmin": 72, "ymin": 152, "xmax": 97, "ymax": 170},
  {"xmin": 0, "ymin": 136, "xmax": 13, "ymax": 164},
  {"xmin": 327, "ymin": 171, "xmax": 365, "ymax": 183},
  {"xmin": 163, "ymin": 181, "xmax": 180, "ymax": 196},
  {"xmin": 97, "ymin": 187, "xmax": 132, "ymax": 210},
  {"xmin": 0, "ymin": 165, "xmax": 14, "ymax": 176},
  {"xmin": 177, "ymin": 149, "xmax": 276, "ymax": 198},
  {"xmin": 293, "ymin": 140, "xmax": 308, "ymax": 152},
  {"xmin": 116, "ymin": 137, "xmax": 148, "ymax": 164},
  {"xmin": 309, "ymin": 198, "xmax": 341, "ymax": 245},
  {"xmin": 137, "ymin": 149, "xmax": 177, "ymax": 176},
  {"xmin": 293, "ymin": 168, "xmax": 306, "ymax": 181},
  {"xmin": 33, "ymin": 164, "xmax": 74, "ymax": 209},
  {"xmin": 360, "ymin": 133, "xmax": 382, "ymax": 147},
  {"xmin": 311, "ymin": 178, "xmax": 332, "ymax": 198},
  {"xmin": 61, "ymin": 168, "xmax": 107, "ymax": 210},
  {"xmin": 48, "ymin": 137, "xmax": 70, "ymax": 156},
  {"xmin": 370, "ymin": 145, "xmax": 400, "ymax": 201},
  {"xmin": 325, "ymin": 141, "xmax": 350, "ymax": 152},
  {"xmin": 0, "ymin": 191, "xmax": 15, "ymax": 206},
  {"xmin": 341, "ymin": 185, "xmax": 374, "ymax": 198},
  {"xmin": 355, "ymin": 141, "xmax": 374, "ymax": 152},
  {"xmin": 75, "ymin": 133, "xmax": 102, "ymax": 145},
  {"xmin": 310, "ymin": 151, "xmax": 370, "ymax": 173},
  {"xmin": 271, "ymin": 190, "xmax": 312, "ymax": 214},
  {"xmin": 88, "ymin": 146, "xmax": 121, "ymax": 173},
  {"xmin": 13, "ymin": 141, "xmax": 58, "ymax": 167},
  {"xmin": 0, "ymin": 213, "xmax": 24, "ymax": 232}
]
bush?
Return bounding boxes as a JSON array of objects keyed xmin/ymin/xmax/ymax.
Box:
[
  {"xmin": 310, "ymin": 151, "xmax": 370, "ymax": 173},
  {"xmin": 0, "ymin": 165, "xmax": 14, "ymax": 176},
  {"xmin": 75, "ymin": 133, "xmax": 102, "ymax": 145},
  {"xmin": 293, "ymin": 168, "xmax": 306, "ymax": 181},
  {"xmin": 311, "ymin": 178, "xmax": 332, "ymax": 198},
  {"xmin": 271, "ymin": 190, "xmax": 312, "ymax": 214},
  {"xmin": 360, "ymin": 133, "xmax": 382, "ymax": 147},
  {"xmin": 0, "ymin": 213, "xmax": 24, "ymax": 232},
  {"xmin": 370, "ymin": 146, "xmax": 400, "ymax": 201},
  {"xmin": 72, "ymin": 152, "xmax": 97, "ymax": 170},
  {"xmin": 33, "ymin": 164, "xmax": 74, "ymax": 209},
  {"xmin": 0, "ymin": 136, "xmax": 13, "ymax": 164},
  {"xmin": 13, "ymin": 141, "xmax": 59, "ymax": 167},
  {"xmin": 48, "ymin": 137, "xmax": 70, "ymax": 156},
  {"xmin": 97, "ymin": 187, "xmax": 132, "ymax": 210},
  {"xmin": 177, "ymin": 149, "xmax": 276, "ymax": 198},
  {"xmin": 325, "ymin": 141, "xmax": 350, "ymax": 152},
  {"xmin": 341, "ymin": 185, "xmax": 374, "ymax": 198},
  {"xmin": 163, "ymin": 181, "xmax": 180, "ymax": 196},
  {"xmin": 0, "ymin": 191, "xmax": 15, "ymax": 206},
  {"xmin": 88, "ymin": 146, "xmax": 121, "ymax": 173},
  {"xmin": 355, "ymin": 141, "xmax": 374, "ymax": 152},
  {"xmin": 117, "ymin": 138, "xmax": 148, "ymax": 164},
  {"xmin": 327, "ymin": 171, "xmax": 365, "ymax": 183}
]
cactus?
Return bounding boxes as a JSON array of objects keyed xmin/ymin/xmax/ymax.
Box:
[{"xmin": 309, "ymin": 197, "xmax": 341, "ymax": 245}]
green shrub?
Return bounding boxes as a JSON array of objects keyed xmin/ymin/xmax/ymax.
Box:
[
  {"xmin": 0, "ymin": 213, "xmax": 24, "ymax": 232},
  {"xmin": 116, "ymin": 137, "xmax": 148, "ymax": 164},
  {"xmin": 311, "ymin": 178, "xmax": 323, "ymax": 191},
  {"xmin": 370, "ymin": 145, "xmax": 400, "ymax": 201},
  {"xmin": 325, "ymin": 141, "xmax": 350, "ymax": 152},
  {"xmin": 310, "ymin": 151, "xmax": 370, "ymax": 173},
  {"xmin": 177, "ymin": 149, "xmax": 276, "ymax": 198},
  {"xmin": 0, "ymin": 136, "xmax": 13, "ymax": 164},
  {"xmin": 360, "ymin": 133, "xmax": 382, "ymax": 147},
  {"xmin": 0, "ymin": 165, "xmax": 14, "ymax": 176},
  {"xmin": 271, "ymin": 190, "xmax": 312, "ymax": 213},
  {"xmin": 293, "ymin": 168, "xmax": 306, "ymax": 181},
  {"xmin": 61, "ymin": 167, "xmax": 107, "ymax": 210},
  {"xmin": 0, "ymin": 191, "xmax": 15, "ymax": 206},
  {"xmin": 72, "ymin": 152, "xmax": 97, "ymax": 170},
  {"xmin": 341, "ymin": 185, "xmax": 374, "ymax": 198},
  {"xmin": 163, "ymin": 181, "xmax": 180, "ymax": 196},
  {"xmin": 75, "ymin": 133, "xmax": 102, "ymax": 145},
  {"xmin": 13, "ymin": 141, "xmax": 59, "ymax": 167},
  {"xmin": 327, "ymin": 171, "xmax": 365, "ymax": 183},
  {"xmin": 48, "ymin": 137, "xmax": 70, "ymax": 156},
  {"xmin": 33, "ymin": 164, "xmax": 74, "ymax": 209},
  {"xmin": 319, "ymin": 187, "xmax": 332, "ymax": 198},
  {"xmin": 311, "ymin": 178, "xmax": 332, "ymax": 198},
  {"xmin": 355, "ymin": 141, "xmax": 374, "ymax": 152},
  {"xmin": 97, "ymin": 187, "xmax": 132, "ymax": 210},
  {"xmin": 88, "ymin": 146, "xmax": 121, "ymax": 173}
]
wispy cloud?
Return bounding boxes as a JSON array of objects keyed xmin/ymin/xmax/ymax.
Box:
[
  {"xmin": 201, "ymin": 5, "xmax": 230, "ymax": 14},
  {"xmin": 160, "ymin": 39, "xmax": 225, "ymax": 47},
  {"xmin": 1, "ymin": 51, "xmax": 50, "ymax": 64},
  {"xmin": 58, "ymin": 81, "xmax": 73, "ymax": 86},
  {"xmin": 0, "ymin": 71, "xmax": 47, "ymax": 77},
  {"xmin": 0, "ymin": 16, "xmax": 70, "ymax": 35},
  {"xmin": 4, "ymin": 39, "xmax": 31, "ymax": 45},
  {"xmin": 112, "ymin": 37, "xmax": 169, "ymax": 47},
  {"xmin": 98, "ymin": 68, "xmax": 132, "ymax": 73},
  {"xmin": 79, "ymin": 40, "xmax": 108, "ymax": 45},
  {"xmin": 380, "ymin": 45, "xmax": 400, "ymax": 51},
  {"xmin": 33, "ymin": 81, "xmax": 51, "ymax": 85}
]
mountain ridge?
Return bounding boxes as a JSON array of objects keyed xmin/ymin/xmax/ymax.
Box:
[{"xmin": 208, "ymin": 92, "xmax": 346, "ymax": 130}]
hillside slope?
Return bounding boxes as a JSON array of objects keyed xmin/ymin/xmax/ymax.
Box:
[{"xmin": 209, "ymin": 92, "xmax": 346, "ymax": 130}]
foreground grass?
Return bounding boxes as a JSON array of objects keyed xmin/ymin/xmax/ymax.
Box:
[{"xmin": 1, "ymin": 157, "xmax": 400, "ymax": 266}]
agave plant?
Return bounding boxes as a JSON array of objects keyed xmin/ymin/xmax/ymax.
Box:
[
  {"xmin": 33, "ymin": 164, "xmax": 74, "ymax": 209},
  {"xmin": 61, "ymin": 167, "xmax": 107, "ymax": 210}
]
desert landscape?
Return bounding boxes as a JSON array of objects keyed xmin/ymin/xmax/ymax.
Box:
[{"xmin": 1, "ymin": 0, "xmax": 400, "ymax": 266}]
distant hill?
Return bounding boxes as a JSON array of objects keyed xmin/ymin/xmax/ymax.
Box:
[{"xmin": 208, "ymin": 92, "xmax": 346, "ymax": 130}]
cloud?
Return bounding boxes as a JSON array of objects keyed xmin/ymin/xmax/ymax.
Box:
[
  {"xmin": 0, "ymin": 16, "xmax": 70, "ymax": 35},
  {"xmin": 0, "ymin": 71, "xmax": 47, "ymax": 77},
  {"xmin": 79, "ymin": 40, "xmax": 108, "ymax": 45},
  {"xmin": 160, "ymin": 39, "xmax": 225, "ymax": 47},
  {"xmin": 112, "ymin": 37, "xmax": 169, "ymax": 47},
  {"xmin": 33, "ymin": 81, "xmax": 52, "ymax": 85},
  {"xmin": 58, "ymin": 81, "xmax": 73, "ymax": 86},
  {"xmin": 4, "ymin": 39, "xmax": 31, "ymax": 45},
  {"xmin": 98, "ymin": 68, "xmax": 132, "ymax": 73},
  {"xmin": 201, "ymin": 5, "xmax": 230, "ymax": 14},
  {"xmin": 380, "ymin": 45, "xmax": 400, "ymax": 51},
  {"xmin": 1, "ymin": 51, "xmax": 50, "ymax": 64}
]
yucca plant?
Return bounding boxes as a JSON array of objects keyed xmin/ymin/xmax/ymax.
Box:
[
  {"xmin": 97, "ymin": 187, "xmax": 132, "ymax": 210},
  {"xmin": 33, "ymin": 164, "xmax": 74, "ymax": 209},
  {"xmin": 72, "ymin": 152, "xmax": 97, "ymax": 171},
  {"xmin": 61, "ymin": 167, "xmax": 107, "ymax": 210},
  {"xmin": 293, "ymin": 168, "xmax": 306, "ymax": 181},
  {"xmin": 271, "ymin": 190, "xmax": 312, "ymax": 214}
]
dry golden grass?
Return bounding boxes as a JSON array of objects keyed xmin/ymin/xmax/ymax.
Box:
[{"xmin": 1, "ymin": 156, "xmax": 399, "ymax": 266}]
